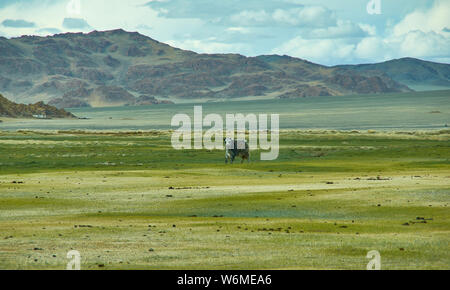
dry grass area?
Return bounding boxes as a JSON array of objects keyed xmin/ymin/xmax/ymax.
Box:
[{"xmin": 0, "ymin": 130, "xmax": 449, "ymax": 269}]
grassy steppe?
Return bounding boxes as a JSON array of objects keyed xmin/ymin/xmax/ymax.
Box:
[{"xmin": 0, "ymin": 130, "xmax": 449, "ymax": 269}]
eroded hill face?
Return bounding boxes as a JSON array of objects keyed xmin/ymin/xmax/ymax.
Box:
[
  {"xmin": 0, "ymin": 94, "xmax": 75, "ymax": 118},
  {"xmin": 0, "ymin": 29, "xmax": 429, "ymax": 108}
]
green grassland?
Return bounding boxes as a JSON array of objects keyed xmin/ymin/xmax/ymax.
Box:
[{"xmin": 0, "ymin": 129, "xmax": 449, "ymax": 269}]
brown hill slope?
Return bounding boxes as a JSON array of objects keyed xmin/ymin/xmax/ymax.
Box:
[
  {"xmin": 0, "ymin": 94, "xmax": 75, "ymax": 118},
  {"xmin": 0, "ymin": 29, "xmax": 424, "ymax": 108}
]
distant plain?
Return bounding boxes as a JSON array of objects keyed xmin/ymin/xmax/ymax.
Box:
[{"xmin": 1, "ymin": 90, "xmax": 449, "ymax": 131}]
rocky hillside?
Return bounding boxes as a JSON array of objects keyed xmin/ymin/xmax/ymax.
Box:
[
  {"xmin": 336, "ymin": 57, "xmax": 450, "ymax": 90},
  {"xmin": 0, "ymin": 94, "xmax": 75, "ymax": 118},
  {"xmin": 1, "ymin": 29, "xmax": 446, "ymax": 108}
]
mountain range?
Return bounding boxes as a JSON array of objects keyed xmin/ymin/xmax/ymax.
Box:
[{"xmin": 0, "ymin": 29, "xmax": 449, "ymax": 108}]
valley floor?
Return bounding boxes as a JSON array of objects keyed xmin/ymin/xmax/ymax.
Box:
[{"xmin": 0, "ymin": 130, "xmax": 449, "ymax": 269}]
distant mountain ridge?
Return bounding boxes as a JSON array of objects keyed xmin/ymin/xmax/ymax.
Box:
[
  {"xmin": 336, "ymin": 57, "xmax": 450, "ymax": 90},
  {"xmin": 0, "ymin": 29, "xmax": 448, "ymax": 108}
]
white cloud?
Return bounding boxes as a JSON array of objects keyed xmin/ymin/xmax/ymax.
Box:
[
  {"xmin": 273, "ymin": 0, "xmax": 450, "ymax": 65},
  {"xmin": 230, "ymin": 6, "xmax": 335, "ymax": 28},
  {"xmin": 355, "ymin": 1, "xmax": 450, "ymax": 62},
  {"xmin": 398, "ymin": 30, "xmax": 450, "ymax": 58},
  {"xmin": 306, "ymin": 20, "xmax": 366, "ymax": 39},
  {"xmin": 355, "ymin": 37, "xmax": 390, "ymax": 61},
  {"xmin": 292, "ymin": 6, "xmax": 335, "ymax": 27},
  {"xmin": 272, "ymin": 36, "xmax": 356, "ymax": 64},
  {"xmin": 226, "ymin": 27, "xmax": 250, "ymax": 34},
  {"xmin": 392, "ymin": 0, "xmax": 450, "ymax": 36},
  {"xmin": 359, "ymin": 24, "xmax": 377, "ymax": 36},
  {"xmin": 355, "ymin": 30, "xmax": 450, "ymax": 62},
  {"xmin": 230, "ymin": 10, "xmax": 269, "ymax": 26},
  {"xmin": 166, "ymin": 39, "xmax": 251, "ymax": 55}
]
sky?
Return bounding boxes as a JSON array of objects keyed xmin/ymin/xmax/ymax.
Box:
[{"xmin": 0, "ymin": 0, "xmax": 449, "ymax": 65}]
